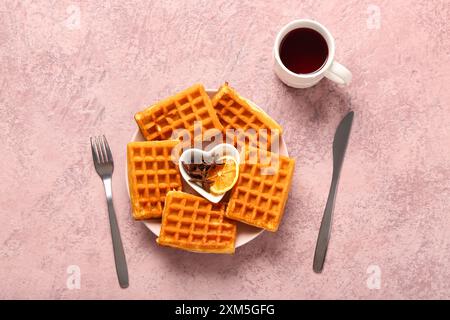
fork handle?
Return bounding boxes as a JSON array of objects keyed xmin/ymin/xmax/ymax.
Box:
[{"xmin": 103, "ymin": 177, "xmax": 129, "ymax": 288}]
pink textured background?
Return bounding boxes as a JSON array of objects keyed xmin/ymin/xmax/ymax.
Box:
[{"xmin": 1, "ymin": 0, "xmax": 449, "ymax": 299}]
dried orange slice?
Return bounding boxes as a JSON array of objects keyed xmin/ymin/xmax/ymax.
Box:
[{"xmin": 208, "ymin": 156, "xmax": 239, "ymax": 195}]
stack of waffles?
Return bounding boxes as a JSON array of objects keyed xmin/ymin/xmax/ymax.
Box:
[{"xmin": 127, "ymin": 83, "xmax": 295, "ymax": 254}]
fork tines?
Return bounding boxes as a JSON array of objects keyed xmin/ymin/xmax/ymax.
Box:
[{"xmin": 90, "ymin": 135, "xmax": 113, "ymax": 164}]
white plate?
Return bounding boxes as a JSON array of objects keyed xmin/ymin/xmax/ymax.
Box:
[{"xmin": 126, "ymin": 89, "xmax": 289, "ymax": 248}]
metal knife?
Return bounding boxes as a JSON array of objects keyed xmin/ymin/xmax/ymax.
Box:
[{"xmin": 313, "ymin": 111, "xmax": 354, "ymax": 273}]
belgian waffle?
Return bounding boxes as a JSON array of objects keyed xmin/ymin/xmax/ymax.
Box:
[
  {"xmin": 135, "ymin": 84, "xmax": 223, "ymax": 143},
  {"xmin": 211, "ymin": 83, "xmax": 283, "ymax": 150},
  {"xmin": 157, "ymin": 191, "xmax": 237, "ymax": 253},
  {"xmin": 225, "ymin": 148, "xmax": 295, "ymax": 231},
  {"xmin": 127, "ymin": 140, "xmax": 182, "ymax": 219}
]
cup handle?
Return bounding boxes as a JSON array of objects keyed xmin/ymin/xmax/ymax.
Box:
[{"xmin": 324, "ymin": 61, "xmax": 352, "ymax": 85}]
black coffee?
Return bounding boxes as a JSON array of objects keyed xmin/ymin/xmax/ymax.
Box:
[{"xmin": 279, "ymin": 28, "xmax": 329, "ymax": 74}]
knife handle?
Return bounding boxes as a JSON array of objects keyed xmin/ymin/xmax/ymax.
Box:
[{"xmin": 313, "ymin": 175, "xmax": 338, "ymax": 273}]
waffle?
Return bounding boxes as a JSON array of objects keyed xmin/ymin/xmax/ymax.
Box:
[
  {"xmin": 157, "ymin": 191, "xmax": 237, "ymax": 253},
  {"xmin": 135, "ymin": 84, "xmax": 223, "ymax": 143},
  {"xmin": 226, "ymin": 148, "xmax": 295, "ymax": 232},
  {"xmin": 127, "ymin": 140, "xmax": 182, "ymax": 219},
  {"xmin": 211, "ymin": 83, "xmax": 283, "ymax": 150}
]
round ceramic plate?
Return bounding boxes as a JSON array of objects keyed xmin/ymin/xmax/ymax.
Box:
[{"xmin": 126, "ymin": 89, "xmax": 289, "ymax": 248}]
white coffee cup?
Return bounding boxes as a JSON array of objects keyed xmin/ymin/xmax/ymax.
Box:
[{"xmin": 273, "ymin": 19, "xmax": 352, "ymax": 88}]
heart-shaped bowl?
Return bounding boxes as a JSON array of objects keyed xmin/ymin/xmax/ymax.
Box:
[{"xmin": 179, "ymin": 143, "xmax": 240, "ymax": 203}]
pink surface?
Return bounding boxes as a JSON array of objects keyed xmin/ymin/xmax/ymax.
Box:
[{"xmin": 0, "ymin": 0, "xmax": 449, "ymax": 299}]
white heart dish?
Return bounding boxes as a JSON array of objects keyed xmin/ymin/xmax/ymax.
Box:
[{"xmin": 178, "ymin": 143, "xmax": 240, "ymax": 203}]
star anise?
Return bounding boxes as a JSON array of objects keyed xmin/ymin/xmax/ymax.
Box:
[{"xmin": 181, "ymin": 158, "xmax": 223, "ymax": 191}]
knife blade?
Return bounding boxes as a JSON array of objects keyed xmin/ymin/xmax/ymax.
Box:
[{"xmin": 313, "ymin": 111, "xmax": 354, "ymax": 273}]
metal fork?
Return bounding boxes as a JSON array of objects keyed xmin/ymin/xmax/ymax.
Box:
[{"xmin": 90, "ymin": 135, "xmax": 129, "ymax": 288}]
